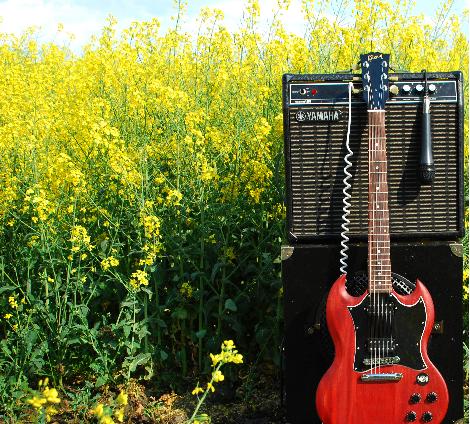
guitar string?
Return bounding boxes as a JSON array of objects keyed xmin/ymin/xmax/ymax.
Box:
[
  {"xmin": 374, "ymin": 114, "xmax": 380, "ymax": 374},
  {"xmin": 370, "ymin": 111, "xmax": 377, "ymax": 374},
  {"xmin": 368, "ymin": 109, "xmax": 373, "ymax": 373}
]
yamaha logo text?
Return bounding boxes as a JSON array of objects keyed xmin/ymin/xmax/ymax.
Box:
[{"xmin": 295, "ymin": 109, "xmax": 342, "ymax": 123}]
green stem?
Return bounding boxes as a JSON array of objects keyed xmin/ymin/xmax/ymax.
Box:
[
  {"xmin": 216, "ymin": 267, "xmax": 226, "ymax": 339},
  {"xmin": 188, "ymin": 362, "xmax": 222, "ymax": 422},
  {"xmin": 144, "ymin": 294, "xmax": 149, "ymax": 354},
  {"xmin": 198, "ymin": 188, "xmax": 205, "ymax": 370}
]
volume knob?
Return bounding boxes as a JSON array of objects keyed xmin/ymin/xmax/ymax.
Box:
[
  {"xmin": 402, "ymin": 84, "xmax": 411, "ymax": 92},
  {"xmin": 410, "ymin": 393, "xmax": 421, "ymax": 404},
  {"xmin": 405, "ymin": 411, "xmax": 417, "ymax": 422},
  {"xmin": 422, "ymin": 411, "xmax": 433, "ymax": 422},
  {"xmin": 426, "ymin": 392, "xmax": 438, "ymax": 403}
]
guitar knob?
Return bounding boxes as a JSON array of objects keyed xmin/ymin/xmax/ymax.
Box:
[
  {"xmin": 390, "ymin": 85, "xmax": 399, "ymax": 95},
  {"xmin": 405, "ymin": 411, "xmax": 417, "ymax": 422},
  {"xmin": 422, "ymin": 411, "xmax": 433, "ymax": 422},
  {"xmin": 426, "ymin": 392, "xmax": 438, "ymax": 403},
  {"xmin": 409, "ymin": 393, "xmax": 421, "ymax": 404}
]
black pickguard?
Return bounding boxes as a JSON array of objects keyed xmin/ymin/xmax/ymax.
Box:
[{"xmin": 349, "ymin": 293, "xmax": 427, "ymax": 372}]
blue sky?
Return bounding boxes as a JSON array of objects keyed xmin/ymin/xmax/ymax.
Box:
[{"xmin": 0, "ymin": 0, "xmax": 466, "ymax": 51}]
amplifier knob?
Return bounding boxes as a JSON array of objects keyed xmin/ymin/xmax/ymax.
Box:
[
  {"xmin": 299, "ymin": 88, "xmax": 307, "ymax": 95},
  {"xmin": 428, "ymin": 83, "xmax": 437, "ymax": 92},
  {"xmin": 405, "ymin": 411, "xmax": 417, "ymax": 422},
  {"xmin": 416, "ymin": 84, "xmax": 424, "ymax": 92},
  {"xmin": 403, "ymin": 84, "xmax": 411, "ymax": 92},
  {"xmin": 422, "ymin": 411, "xmax": 433, "ymax": 422},
  {"xmin": 389, "ymin": 85, "xmax": 399, "ymax": 95}
]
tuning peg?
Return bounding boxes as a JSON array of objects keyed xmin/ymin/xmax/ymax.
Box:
[{"xmin": 389, "ymin": 85, "xmax": 399, "ymax": 95}]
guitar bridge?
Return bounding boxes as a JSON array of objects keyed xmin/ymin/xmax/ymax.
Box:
[{"xmin": 360, "ymin": 373, "xmax": 403, "ymax": 382}]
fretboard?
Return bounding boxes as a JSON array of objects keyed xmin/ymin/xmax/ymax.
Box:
[{"xmin": 368, "ymin": 110, "xmax": 392, "ymax": 293}]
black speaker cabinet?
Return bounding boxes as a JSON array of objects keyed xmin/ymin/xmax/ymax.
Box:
[{"xmin": 282, "ymin": 242, "xmax": 464, "ymax": 424}]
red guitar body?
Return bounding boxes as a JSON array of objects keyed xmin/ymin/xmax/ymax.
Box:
[{"xmin": 316, "ymin": 274, "xmax": 449, "ymax": 424}]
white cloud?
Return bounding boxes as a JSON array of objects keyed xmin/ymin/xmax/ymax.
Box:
[
  {"xmin": 173, "ymin": 0, "xmax": 309, "ymax": 38},
  {"xmin": 0, "ymin": 0, "xmax": 140, "ymax": 51}
]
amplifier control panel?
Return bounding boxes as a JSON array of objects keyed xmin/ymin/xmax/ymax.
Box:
[{"xmin": 289, "ymin": 80, "xmax": 457, "ymax": 105}]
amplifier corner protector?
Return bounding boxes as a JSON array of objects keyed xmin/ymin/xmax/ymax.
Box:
[
  {"xmin": 281, "ymin": 246, "xmax": 295, "ymax": 261},
  {"xmin": 449, "ymin": 243, "xmax": 463, "ymax": 257}
]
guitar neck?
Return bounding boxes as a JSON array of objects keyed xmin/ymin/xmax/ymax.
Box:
[{"xmin": 368, "ymin": 110, "xmax": 392, "ymax": 294}]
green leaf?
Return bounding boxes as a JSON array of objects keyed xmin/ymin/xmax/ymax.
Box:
[
  {"xmin": 126, "ymin": 353, "xmax": 151, "ymax": 373},
  {"xmin": 155, "ymin": 319, "xmax": 167, "ymax": 328},
  {"xmin": 172, "ymin": 308, "xmax": 187, "ymax": 320},
  {"xmin": 160, "ymin": 350, "xmax": 168, "ymax": 361},
  {"xmin": 195, "ymin": 329, "xmax": 207, "ymax": 339},
  {"xmin": 123, "ymin": 325, "xmax": 131, "ymax": 338},
  {"xmin": 95, "ymin": 375, "xmax": 108, "ymax": 388},
  {"xmin": 0, "ymin": 285, "xmax": 17, "ymax": 295},
  {"xmin": 224, "ymin": 298, "xmax": 237, "ymax": 312}
]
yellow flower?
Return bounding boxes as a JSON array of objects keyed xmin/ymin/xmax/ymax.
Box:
[
  {"xmin": 92, "ymin": 403, "xmax": 105, "ymax": 418},
  {"xmin": 213, "ymin": 370, "xmax": 224, "ymax": 382},
  {"xmin": 43, "ymin": 387, "xmax": 60, "ymax": 404},
  {"xmin": 129, "ymin": 269, "xmax": 149, "ymax": 289},
  {"xmin": 207, "ymin": 382, "xmax": 215, "ymax": 392},
  {"xmin": 45, "ymin": 405, "xmax": 58, "ymax": 422},
  {"xmin": 192, "ymin": 386, "xmax": 204, "ymax": 395},
  {"xmin": 180, "ymin": 282, "xmax": 193, "ymax": 298},
  {"xmin": 116, "ymin": 391, "xmax": 128, "ymax": 406},
  {"xmin": 101, "ymin": 256, "xmax": 119, "ymax": 271},
  {"xmin": 27, "ymin": 395, "xmax": 47, "ymax": 409},
  {"xmin": 8, "ymin": 296, "xmax": 18, "ymax": 309},
  {"xmin": 4, "ymin": 314, "xmax": 12, "ymax": 319},
  {"xmin": 114, "ymin": 407, "xmax": 125, "ymax": 422}
]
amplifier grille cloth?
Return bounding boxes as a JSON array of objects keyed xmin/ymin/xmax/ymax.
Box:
[{"xmin": 289, "ymin": 103, "xmax": 459, "ymax": 238}]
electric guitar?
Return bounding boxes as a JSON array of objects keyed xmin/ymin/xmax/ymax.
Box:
[{"xmin": 315, "ymin": 53, "xmax": 449, "ymax": 423}]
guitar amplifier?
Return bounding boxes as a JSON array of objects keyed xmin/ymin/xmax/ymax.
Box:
[{"xmin": 282, "ymin": 72, "xmax": 464, "ymax": 242}]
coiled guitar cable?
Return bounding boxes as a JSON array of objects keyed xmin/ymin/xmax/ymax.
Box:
[{"xmin": 339, "ymin": 82, "xmax": 354, "ymax": 278}]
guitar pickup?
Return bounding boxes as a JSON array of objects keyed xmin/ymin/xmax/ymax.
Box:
[
  {"xmin": 363, "ymin": 356, "xmax": 400, "ymax": 366},
  {"xmin": 367, "ymin": 338, "xmax": 396, "ymax": 353},
  {"xmin": 360, "ymin": 373, "xmax": 403, "ymax": 382}
]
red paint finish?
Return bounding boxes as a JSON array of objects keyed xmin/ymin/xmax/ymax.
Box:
[{"xmin": 316, "ymin": 274, "xmax": 449, "ymax": 424}]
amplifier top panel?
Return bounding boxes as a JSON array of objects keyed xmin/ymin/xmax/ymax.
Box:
[{"xmin": 283, "ymin": 72, "xmax": 462, "ymax": 106}]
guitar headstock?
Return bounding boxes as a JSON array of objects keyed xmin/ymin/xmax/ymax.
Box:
[{"xmin": 360, "ymin": 52, "xmax": 390, "ymax": 110}]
